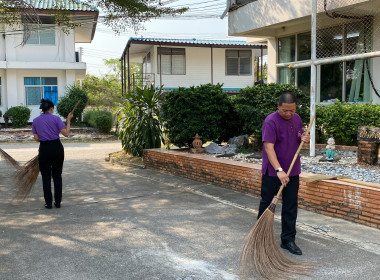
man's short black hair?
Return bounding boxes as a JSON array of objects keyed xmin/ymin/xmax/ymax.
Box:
[
  {"xmin": 278, "ymin": 92, "xmax": 297, "ymax": 106},
  {"xmin": 40, "ymin": 98, "xmax": 54, "ymax": 112}
]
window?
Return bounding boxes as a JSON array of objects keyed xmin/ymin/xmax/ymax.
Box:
[
  {"xmin": 277, "ymin": 20, "xmax": 371, "ymax": 103},
  {"xmin": 25, "ymin": 77, "xmax": 58, "ymax": 105},
  {"xmin": 157, "ymin": 48, "xmax": 185, "ymax": 75},
  {"xmin": 226, "ymin": 50, "xmax": 252, "ymax": 75},
  {"xmin": 23, "ymin": 16, "xmax": 55, "ymax": 45}
]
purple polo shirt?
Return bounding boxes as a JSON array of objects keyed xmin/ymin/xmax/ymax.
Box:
[
  {"xmin": 32, "ymin": 113, "xmax": 66, "ymax": 141},
  {"xmin": 261, "ymin": 111, "xmax": 304, "ymax": 176}
]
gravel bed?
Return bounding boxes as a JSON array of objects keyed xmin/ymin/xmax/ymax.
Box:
[{"xmin": 212, "ymin": 149, "xmax": 380, "ymax": 184}]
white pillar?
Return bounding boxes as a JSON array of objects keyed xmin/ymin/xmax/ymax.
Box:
[{"xmin": 267, "ymin": 37, "xmax": 277, "ymax": 83}]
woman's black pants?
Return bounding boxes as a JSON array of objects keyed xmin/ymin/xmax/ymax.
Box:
[
  {"xmin": 258, "ymin": 174, "xmax": 300, "ymax": 243},
  {"xmin": 38, "ymin": 139, "xmax": 64, "ymax": 206}
]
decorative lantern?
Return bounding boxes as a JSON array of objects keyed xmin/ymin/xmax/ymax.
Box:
[{"xmin": 192, "ymin": 133, "xmax": 203, "ymax": 149}]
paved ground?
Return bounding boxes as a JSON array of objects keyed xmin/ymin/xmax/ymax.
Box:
[{"xmin": 0, "ymin": 142, "xmax": 379, "ymax": 280}]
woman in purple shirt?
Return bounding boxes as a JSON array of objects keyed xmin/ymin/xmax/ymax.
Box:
[
  {"xmin": 258, "ymin": 92, "xmax": 310, "ymax": 256},
  {"xmin": 32, "ymin": 99, "xmax": 73, "ymax": 209}
]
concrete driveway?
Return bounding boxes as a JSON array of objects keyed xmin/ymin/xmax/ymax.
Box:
[{"xmin": 0, "ymin": 142, "xmax": 379, "ymax": 280}]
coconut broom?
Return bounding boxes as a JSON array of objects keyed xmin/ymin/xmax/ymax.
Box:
[
  {"xmin": 12, "ymin": 101, "xmax": 80, "ymax": 203},
  {"xmin": 0, "ymin": 148, "xmax": 20, "ymax": 169},
  {"xmin": 240, "ymin": 116, "xmax": 316, "ymax": 280}
]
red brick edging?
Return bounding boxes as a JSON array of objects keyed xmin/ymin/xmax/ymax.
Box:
[{"xmin": 144, "ymin": 148, "xmax": 380, "ymax": 229}]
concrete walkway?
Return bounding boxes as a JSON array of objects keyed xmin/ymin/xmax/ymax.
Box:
[{"xmin": 0, "ymin": 142, "xmax": 379, "ymax": 280}]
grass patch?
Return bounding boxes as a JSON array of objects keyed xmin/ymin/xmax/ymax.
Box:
[{"xmin": 109, "ymin": 151, "xmax": 144, "ymax": 165}]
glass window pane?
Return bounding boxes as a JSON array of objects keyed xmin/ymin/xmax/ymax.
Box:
[
  {"xmin": 160, "ymin": 55, "xmax": 171, "ymax": 74},
  {"xmin": 278, "ymin": 67, "xmax": 295, "ymax": 84},
  {"xmin": 297, "ymin": 67, "xmax": 311, "ymax": 95},
  {"xmin": 317, "ymin": 26, "xmax": 343, "ymax": 58},
  {"xmin": 227, "ymin": 57, "xmax": 239, "ymax": 75},
  {"xmin": 226, "ymin": 50, "xmax": 238, "ymax": 57},
  {"xmin": 39, "ymin": 26, "xmax": 55, "ymax": 45},
  {"xmin": 240, "ymin": 57, "xmax": 251, "ymax": 75},
  {"xmin": 278, "ymin": 36, "xmax": 295, "ymax": 63},
  {"xmin": 172, "ymin": 55, "xmax": 185, "ymax": 74},
  {"xmin": 25, "ymin": 24, "xmax": 39, "ymax": 44},
  {"xmin": 171, "ymin": 48, "xmax": 185, "ymax": 55},
  {"xmin": 320, "ymin": 63, "xmax": 343, "ymax": 102},
  {"xmin": 158, "ymin": 47, "xmax": 171, "ymax": 55},
  {"xmin": 26, "ymin": 87, "xmax": 42, "ymax": 105},
  {"xmin": 298, "ymin": 32, "xmax": 311, "ymax": 61},
  {"xmin": 239, "ymin": 50, "xmax": 251, "ymax": 58},
  {"xmin": 24, "ymin": 77, "xmax": 40, "ymax": 85},
  {"xmin": 42, "ymin": 77, "xmax": 57, "ymax": 85}
]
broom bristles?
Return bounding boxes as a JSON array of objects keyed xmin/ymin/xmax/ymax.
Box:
[
  {"xmin": 12, "ymin": 155, "xmax": 40, "ymax": 203},
  {"xmin": 240, "ymin": 197, "xmax": 316, "ymax": 280},
  {"xmin": 0, "ymin": 148, "xmax": 20, "ymax": 169}
]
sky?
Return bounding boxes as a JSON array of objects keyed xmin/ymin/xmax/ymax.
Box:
[{"xmin": 75, "ymin": 0, "xmax": 248, "ymax": 76}]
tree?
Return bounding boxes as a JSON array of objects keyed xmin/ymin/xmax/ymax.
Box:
[
  {"xmin": 81, "ymin": 59, "xmax": 141, "ymax": 107},
  {"xmin": 0, "ymin": 0, "xmax": 188, "ymax": 35}
]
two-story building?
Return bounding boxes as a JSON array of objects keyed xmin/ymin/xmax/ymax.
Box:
[
  {"xmin": 0, "ymin": 0, "xmax": 98, "ymax": 121},
  {"xmin": 120, "ymin": 37, "xmax": 267, "ymax": 94},
  {"xmin": 227, "ymin": 0, "xmax": 380, "ymax": 104}
]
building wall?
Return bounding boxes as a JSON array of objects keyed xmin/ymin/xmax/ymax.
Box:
[
  {"xmin": 0, "ymin": 69, "xmax": 75, "ymax": 121},
  {"xmin": 152, "ymin": 46, "xmax": 255, "ymax": 90}
]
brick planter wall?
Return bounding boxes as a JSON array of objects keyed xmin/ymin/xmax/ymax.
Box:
[
  {"xmin": 144, "ymin": 148, "xmax": 380, "ymax": 229},
  {"xmin": 358, "ymin": 141, "xmax": 379, "ymax": 165}
]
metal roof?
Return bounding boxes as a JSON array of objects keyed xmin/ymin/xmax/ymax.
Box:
[
  {"xmin": 128, "ymin": 37, "xmax": 264, "ymax": 47},
  {"xmin": 24, "ymin": 0, "xmax": 98, "ymax": 12}
]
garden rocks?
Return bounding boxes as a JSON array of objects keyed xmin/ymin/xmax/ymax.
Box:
[
  {"xmin": 227, "ymin": 134, "xmax": 249, "ymax": 148},
  {"xmin": 205, "ymin": 142, "xmax": 237, "ymax": 154}
]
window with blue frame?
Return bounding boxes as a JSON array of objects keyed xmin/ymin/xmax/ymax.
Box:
[{"xmin": 25, "ymin": 77, "xmax": 58, "ymax": 105}]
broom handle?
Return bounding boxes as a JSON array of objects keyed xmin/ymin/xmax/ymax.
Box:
[
  {"xmin": 70, "ymin": 100, "xmax": 81, "ymax": 115},
  {"xmin": 276, "ymin": 115, "xmax": 315, "ymax": 197}
]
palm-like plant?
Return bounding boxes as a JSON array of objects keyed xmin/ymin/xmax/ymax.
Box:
[{"xmin": 115, "ymin": 85, "xmax": 163, "ymax": 157}]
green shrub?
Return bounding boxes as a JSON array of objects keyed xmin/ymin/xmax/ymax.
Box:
[
  {"xmin": 316, "ymin": 102, "xmax": 380, "ymax": 146},
  {"xmin": 56, "ymin": 85, "xmax": 88, "ymax": 122},
  {"xmin": 5, "ymin": 106, "xmax": 31, "ymax": 128},
  {"xmin": 161, "ymin": 83, "xmax": 238, "ymax": 148},
  {"xmin": 0, "ymin": 110, "xmax": 2, "ymax": 118},
  {"xmin": 234, "ymin": 83, "xmax": 310, "ymax": 146},
  {"xmin": 83, "ymin": 110, "xmax": 97, "ymax": 127},
  {"xmin": 95, "ymin": 111, "xmax": 114, "ymax": 133},
  {"xmin": 115, "ymin": 85, "xmax": 163, "ymax": 157}
]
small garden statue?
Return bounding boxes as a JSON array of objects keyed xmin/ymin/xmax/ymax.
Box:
[{"xmin": 325, "ymin": 137, "xmax": 336, "ymax": 161}]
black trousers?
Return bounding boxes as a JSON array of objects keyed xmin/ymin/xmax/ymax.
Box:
[
  {"xmin": 258, "ymin": 174, "xmax": 300, "ymax": 243},
  {"xmin": 38, "ymin": 139, "xmax": 64, "ymax": 206}
]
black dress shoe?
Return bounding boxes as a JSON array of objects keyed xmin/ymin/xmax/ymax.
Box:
[
  {"xmin": 281, "ymin": 241, "xmax": 302, "ymax": 255},
  {"xmin": 54, "ymin": 202, "xmax": 61, "ymax": 208},
  {"xmin": 44, "ymin": 204, "xmax": 52, "ymax": 209}
]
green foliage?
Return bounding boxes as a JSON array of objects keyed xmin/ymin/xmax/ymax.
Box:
[
  {"xmin": 0, "ymin": 110, "xmax": 2, "ymax": 118},
  {"xmin": 5, "ymin": 106, "xmax": 31, "ymax": 128},
  {"xmin": 316, "ymin": 102, "xmax": 380, "ymax": 146},
  {"xmin": 234, "ymin": 83, "xmax": 310, "ymax": 146},
  {"xmin": 160, "ymin": 84, "xmax": 238, "ymax": 148},
  {"xmin": 56, "ymin": 85, "xmax": 88, "ymax": 122},
  {"xmin": 115, "ymin": 86, "xmax": 163, "ymax": 157},
  {"xmin": 84, "ymin": 109, "xmax": 114, "ymax": 133},
  {"xmin": 95, "ymin": 111, "xmax": 114, "ymax": 133}
]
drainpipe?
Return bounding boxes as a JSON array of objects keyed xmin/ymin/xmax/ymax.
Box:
[
  {"xmin": 260, "ymin": 46, "xmax": 263, "ymax": 85},
  {"xmin": 127, "ymin": 45, "xmax": 130, "ymax": 93},
  {"xmin": 159, "ymin": 43, "xmax": 162, "ymax": 88},
  {"xmin": 211, "ymin": 46, "xmax": 214, "ymax": 84},
  {"xmin": 310, "ymin": 0, "xmax": 317, "ymax": 157}
]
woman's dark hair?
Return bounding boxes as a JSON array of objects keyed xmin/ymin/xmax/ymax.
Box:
[{"xmin": 40, "ymin": 98, "xmax": 54, "ymax": 112}]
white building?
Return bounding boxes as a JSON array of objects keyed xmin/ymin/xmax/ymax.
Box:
[
  {"xmin": 0, "ymin": 0, "xmax": 98, "ymax": 121},
  {"xmin": 227, "ymin": 0, "xmax": 380, "ymax": 104},
  {"xmin": 120, "ymin": 37, "xmax": 267, "ymax": 94}
]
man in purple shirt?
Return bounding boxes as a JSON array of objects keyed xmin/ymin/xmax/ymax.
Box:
[
  {"xmin": 32, "ymin": 99, "xmax": 73, "ymax": 209},
  {"xmin": 258, "ymin": 92, "xmax": 310, "ymax": 255}
]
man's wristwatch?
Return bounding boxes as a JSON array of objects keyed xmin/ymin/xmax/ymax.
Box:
[{"xmin": 276, "ymin": 167, "xmax": 283, "ymax": 173}]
